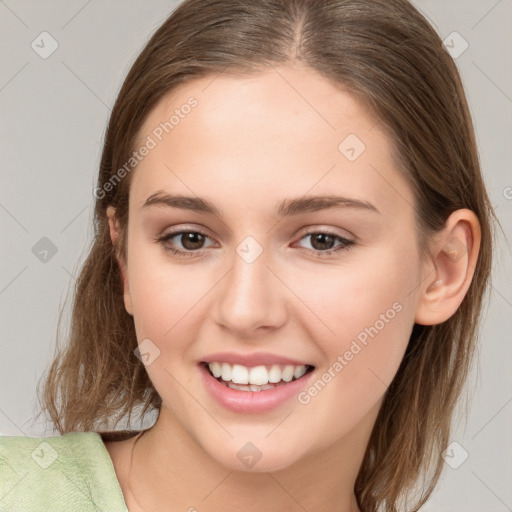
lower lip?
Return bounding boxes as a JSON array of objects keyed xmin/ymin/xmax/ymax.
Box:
[{"xmin": 199, "ymin": 363, "xmax": 315, "ymax": 414}]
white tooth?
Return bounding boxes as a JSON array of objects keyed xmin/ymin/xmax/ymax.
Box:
[
  {"xmin": 227, "ymin": 382, "xmax": 250, "ymax": 391},
  {"xmin": 249, "ymin": 365, "xmax": 269, "ymax": 385},
  {"xmin": 268, "ymin": 365, "xmax": 282, "ymax": 383},
  {"xmin": 209, "ymin": 362, "xmax": 222, "ymax": 378},
  {"xmin": 293, "ymin": 365, "xmax": 307, "ymax": 379},
  {"xmin": 231, "ymin": 364, "xmax": 249, "ymax": 384},
  {"xmin": 225, "ymin": 380, "xmax": 278, "ymax": 392},
  {"xmin": 281, "ymin": 365, "xmax": 294, "ymax": 382},
  {"xmin": 221, "ymin": 362, "xmax": 232, "ymax": 382}
]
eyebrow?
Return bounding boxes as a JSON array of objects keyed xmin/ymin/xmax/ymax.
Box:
[{"xmin": 142, "ymin": 191, "xmax": 380, "ymax": 217}]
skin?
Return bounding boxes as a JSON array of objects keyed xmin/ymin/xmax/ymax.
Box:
[{"xmin": 104, "ymin": 64, "xmax": 480, "ymax": 512}]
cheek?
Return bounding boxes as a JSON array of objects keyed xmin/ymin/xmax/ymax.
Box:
[
  {"xmin": 126, "ymin": 241, "xmax": 215, "ymax": 357},
  {"xmin": 300, "ymin": 243, "xmax": 416, "ymax": 322},
  {"xmin": 298, "ymin": 246, "xmax": 419, "ymax": 404},
  {"xmin": 298, "ymin": 312, "xmax": 413, "ymax": 447}
]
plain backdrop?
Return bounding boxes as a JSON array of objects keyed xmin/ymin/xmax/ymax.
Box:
[{"xmin": 1, "ymin": 1, "xmax": 511, "ymax": 511}]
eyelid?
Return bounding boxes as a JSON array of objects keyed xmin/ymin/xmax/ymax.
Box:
[
  {"xmin": 158, "ymin": 224, "xmax": 215, "ymax": 240},
  {"xmin": 298, "ymin": 225, "xmax": 354, "ymax": 240},
  {"xmin": 158, "ymin": 225, "xmax": 353, "ymax": 244},
  {"xmin": 159, "ymin": 227, "xmax": 217, "ymax": 246}
]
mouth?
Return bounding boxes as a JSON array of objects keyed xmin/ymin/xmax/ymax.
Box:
[{"xmin": 200, "ymin": 361, "xmax": 315, "ymax": 392}]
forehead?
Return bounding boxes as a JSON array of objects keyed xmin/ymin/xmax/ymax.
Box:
[{"xmin": 130, "ymin": 66, "xmax": 414, "ymax": 219}]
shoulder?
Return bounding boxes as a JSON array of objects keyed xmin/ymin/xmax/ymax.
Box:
[{"xmin": 0, "ymin": 431, "xmax": 128, "ymax": 511}]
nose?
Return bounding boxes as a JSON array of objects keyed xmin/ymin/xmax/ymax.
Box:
[{"xmin": 213, "ymin": 243, "xmax": 288, "ymax": 339}]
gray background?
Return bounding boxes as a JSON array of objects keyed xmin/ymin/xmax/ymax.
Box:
[{"xmin": 0, "ymin": 1, "xmax": 511, "ymax": 510}]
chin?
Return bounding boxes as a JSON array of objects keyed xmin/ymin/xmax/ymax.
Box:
[{"xmin": 202, "ymin": 436, "xmax": 307, "ymax": 474}]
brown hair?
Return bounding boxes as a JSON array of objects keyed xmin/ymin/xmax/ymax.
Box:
[{"xmin": 37, "ymin": 0, "xmax": 498, "ymax": 510}]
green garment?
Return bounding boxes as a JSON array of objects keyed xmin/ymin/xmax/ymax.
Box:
[{"xmin": 0, "ymin": 431, "xmax": 129, "ymax": 511}]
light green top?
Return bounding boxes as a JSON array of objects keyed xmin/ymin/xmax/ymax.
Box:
[{"xmin": 0, "ymin": 431, "xmax": 129, "ymax": 511}]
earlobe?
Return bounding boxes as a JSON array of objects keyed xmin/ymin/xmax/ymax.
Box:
[
  {"xmin": 123, "ymin": 291, "xmax": 134, "ymax": 316},
  {"xmin": 414, "ymin": 209, "xmax": 481, "ymax": 326},
  {"xmin": 107, "ymin": 206, "xmax": 133, "ymax": 316}
]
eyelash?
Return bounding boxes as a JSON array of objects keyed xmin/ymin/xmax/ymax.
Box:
[{"xmin": 157, "ymin": 229, "xmax": 355, "ymax": 259}]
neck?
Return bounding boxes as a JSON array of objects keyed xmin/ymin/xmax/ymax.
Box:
[{"xmin": 121, "ymin": 405, "xmax": 378, "ymax": 512}]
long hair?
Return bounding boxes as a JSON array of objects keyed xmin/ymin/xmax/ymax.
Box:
[{"xmin": 38, "ymin": 1, "xmax": 498, "ymax": 510}]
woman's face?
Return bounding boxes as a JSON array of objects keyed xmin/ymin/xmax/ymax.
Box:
[{"xmin": 116, "ymin": 65, "xmax": 429, "ymax": 472}]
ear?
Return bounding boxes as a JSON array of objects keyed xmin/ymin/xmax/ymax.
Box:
[
  {"xmin": 415, "ymin": 208, "xmax": 481, "ymax": 326},
  {"xmin": 107, "ymin": 206, "xmax": 133, "ymax": 316}
]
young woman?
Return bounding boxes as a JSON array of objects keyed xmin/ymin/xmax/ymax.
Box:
[{"xmin": 0, "ymin": 0, "xmax": 497, "ymax": 510}]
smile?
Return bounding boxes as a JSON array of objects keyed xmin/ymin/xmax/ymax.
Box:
[
  {"xmin": 205, "ymin": 362, "xmax": 314, "ymax": 391},
  {"xmin": 199, "ymin": 361, "xmax": 315, "ymax": 413}
]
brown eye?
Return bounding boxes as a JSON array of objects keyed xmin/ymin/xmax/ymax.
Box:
[
  {"xmin": 297, "ymin": 231, "xmax": 355, "ymax": 256},
  {"xmin": 309, "ymin": 233, "xmax": 337, "ymax": 251},
  {"xmin": 178, "ymin": 232, "xmax": 207, "ymax": 250},
  {"xmin": 158, "ymin": 230, "xmax": 215, "ymax": 257}
]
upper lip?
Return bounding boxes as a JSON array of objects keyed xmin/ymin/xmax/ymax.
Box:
[{"xmin": 201, "ymin": 351, "xmax": 313, "ymax": 367}]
